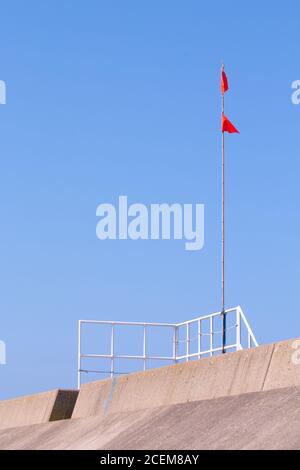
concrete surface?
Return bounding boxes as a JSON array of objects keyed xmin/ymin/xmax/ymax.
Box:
[
  {"xmin": 1, "ymin": 338, "xmax": 300, "ymax": 449},
  {"xmin": 263, "ymin": 339, "xmax": 300, "ymax": 390},
  {"xmin": 73, "ymin": 338, "xmax": 300, "ymax": 419},
  {"xmin": 1, "ymin": 386, "xmax": 300, "ymax": 449},
  {"xmin": 0, "ymin": 389, "xmax": 78, "ymax": 430}
]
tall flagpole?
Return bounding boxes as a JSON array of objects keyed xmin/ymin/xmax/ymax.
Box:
[
  {"xmin": 220, "ymin": 64, "xmax": 239, "ymax": 353},
  {"xmin": 221, "ymin": 63, "xmax": 226, "ymax": 354}
]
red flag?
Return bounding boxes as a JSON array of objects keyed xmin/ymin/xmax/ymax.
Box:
[
  {"xmin": 221, "ymin": 68, "xmax": 229, "ymax": 95},
  {"xmin": 222, "ymin": 113, "xmax": 239, "ymax": 134}
]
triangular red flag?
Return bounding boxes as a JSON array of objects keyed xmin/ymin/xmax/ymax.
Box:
[
  {"xmin": 222, "ymin": 113, "xmax": 239, "ymax": 134},
  {"xmin": 221, "ymin": 68, "xmax": 229, "ymax": 95}
]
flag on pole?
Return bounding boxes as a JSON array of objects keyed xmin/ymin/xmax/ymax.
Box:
[
  {"xmin": 221, "ymin": 68, "xmax": 229, "ymax": 95},
  {"xmin": 221, "ymin": 66, "xmax": 239, "ymax": 133},
  {"xmin": 222, "ymin": 112, "xmax": 239, "ymax": 133}
]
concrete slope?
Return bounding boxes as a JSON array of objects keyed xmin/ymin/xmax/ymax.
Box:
[
  {"xmin": 0, "ymin": 390, "xmax": 78, "ymax": 430},
  {"xmin": 73, "ymin": 338, "xmax": 300, "ymax": 419},
  {"xmin": 1, "ymin": 386, "xmax": 300, "ymax": 450}
]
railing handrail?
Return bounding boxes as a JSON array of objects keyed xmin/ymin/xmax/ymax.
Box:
[
  {"xmin": 79, "ymin": 320, "xmax": 178, "ymax": 327},
  {"xmin": 175, "ymin": 307, "xmax": 238, "ymax": 327},
  {"xmin": 77, "ymin": 306, "xmax": 258, "ymax": 388},
  {"xmin": 79, "ymin": 307, "xmax": 239, "ymax": 328}
]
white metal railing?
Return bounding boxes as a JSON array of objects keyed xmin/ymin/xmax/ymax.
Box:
[{"xmin": 77, "ymin": 306, "xmax": 258, "ymax": 388}]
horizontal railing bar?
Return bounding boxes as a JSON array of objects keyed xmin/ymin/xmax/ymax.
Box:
[
  {"xmin": 81, "ymin": 354, "xmax": 175, "ymax": 361},
  {"xmin": 80, "ymin": 369, "xmax": 129, "ymax": 375},
  {"xmin": 79, "ymin": 320, "xmax": 177, "ymax": 327},
  {"xmin": 176, "ymin": 324, "xmax": 238, "ymax": 342},
  {"xmin": 176, "ymin": 343, "xmax": 238, "ymax": 360},
  {"xmin": 82, "ymin": 345, "xmax": 237, "ymax": 361}
]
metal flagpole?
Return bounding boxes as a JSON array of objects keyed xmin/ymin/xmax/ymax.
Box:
[{"xmin": 221, "ymin": 63, "xmax": 226, "ymax": 354}]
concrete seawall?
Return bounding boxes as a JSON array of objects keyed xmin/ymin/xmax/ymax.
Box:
[
  {"xmin": 72, "ymin": 338, "xmax": 300, "ymax": 419},
  {"xmin": 1, "ymin": 339, "xmax": 300, "ymax": 433},
  {"xmin": 1, "ymin": 338, "xmax": 300, "ymax": 449},
  {"xmin": 0, "ymin": 389, "xmax": 78, "ymax": 430},
  {"xmin": 2, "ymin": 385, "xmax": 300, "ymax": 450}
]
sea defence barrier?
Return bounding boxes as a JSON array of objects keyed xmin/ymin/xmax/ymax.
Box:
[
  {"xmin": 1, "ymin": 338, "xmax": 300, "ymax": 432},
  {"xmin": 0, "ymin": 389, "xmax": 78, "ymax": 430},
  {"xmin": 72, "ymin": 338, "xmax": 300, "ymax": 419}
]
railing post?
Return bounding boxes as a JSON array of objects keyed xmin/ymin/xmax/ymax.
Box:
[
  {"xmin": 186, "ymin": 323, "xmax": 189, "ymax": 362},
  {"xmin": 198, "ymin": 319, "xmax": 201, "ymax": 359},
  {"xmin": 143, "ymin": 325, "xmax": 147, "ymax": 371},
  {"xmin": 110, "ymin": 324, "xmax": 115, "ymax": 378},
  {"xmin": 173, "ymin": 326, "xmax": 178, "ymax": 364},
  {"xmin": 77, "ymin": 320, "xmax": 82, "ymax": 389},
  {"xmin": 236, "ymin": 308, "xmax": 241, "ymax": 350},
  {"xmin": 210, "ymin": 316, "xmax": 213, "ymax": 356}
]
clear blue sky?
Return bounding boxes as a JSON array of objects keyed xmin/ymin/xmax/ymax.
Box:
[{"xmin": 0, "ymin": 1, "xmax": 299, "ymax": 399}]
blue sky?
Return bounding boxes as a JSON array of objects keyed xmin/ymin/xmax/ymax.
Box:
[{"xmin": 0, "ymin": 1, "xmax": 300, "ymax": 398}]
